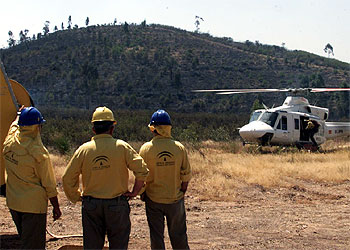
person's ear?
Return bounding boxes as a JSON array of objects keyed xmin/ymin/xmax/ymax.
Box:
[{"xmin": 108, "ymin": 125, "xmax": 114, "ymax": 135}]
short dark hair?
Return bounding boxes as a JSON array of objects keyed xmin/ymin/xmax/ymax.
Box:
[{"xmin": 93, "ymin": 121, "xmax": 114, "ymax": 134}]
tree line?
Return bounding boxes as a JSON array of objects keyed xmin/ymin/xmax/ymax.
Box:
[
  {"xmin": 7, "ymin": 15, "xmax": 125, "ymax": 48},
  {"xmin": 40, "ymin": 107, "xmax": 244, "ymax": 154}
]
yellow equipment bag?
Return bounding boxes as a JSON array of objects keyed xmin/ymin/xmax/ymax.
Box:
[{"xmin": 0, "ymin": 63, "xmax": 33, "ymax": 188}]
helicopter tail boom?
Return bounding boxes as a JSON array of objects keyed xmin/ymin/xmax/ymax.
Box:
[{"xmin": 324, "ymin": 122, "xmax": 350, "ymax": 139}]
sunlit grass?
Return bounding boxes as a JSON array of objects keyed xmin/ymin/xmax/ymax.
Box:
[
  {"xmin": 51, "ymin": 138, "xmax": 350, "ymax": 201},
  {"xmin": 188, "ymin": 139, "xmax": 350, "ymax": 200}
]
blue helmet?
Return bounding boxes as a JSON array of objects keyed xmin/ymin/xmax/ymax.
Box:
[
  {"xmin": 18, "ymin": 107, "xmax": 46, "ymax": 126},
  {"xmin": 149, "ymin": 109, "xmax": 171, "ymax": 126}
]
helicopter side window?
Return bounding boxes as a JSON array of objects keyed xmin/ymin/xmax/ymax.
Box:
[
  {"xmin": 276, "ymin": 116, "xmax": 288, "ymax": 130},
  {"xmin": 281, "ymin": 116, "xmax": 287, "ymax": 130},
  {"xmin": 259, "ymin": 112, "xmax": 278, "ymax": 127},
  {"xmin": 294, "ymin": 119, "xmax": 299, "ymax": 130},
  {"xmin": 249, "ymin": 111, "xmax": 262, "ymax": 123}
]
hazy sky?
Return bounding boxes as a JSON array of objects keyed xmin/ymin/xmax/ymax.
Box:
[{"xmin": 1, "ymin": 0, "xmax": 349, "ymax": 63}]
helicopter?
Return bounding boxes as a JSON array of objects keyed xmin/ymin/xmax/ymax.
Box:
[{"xmin": 193, "ymin": 88, "xmax": 350, "ymax": 150}]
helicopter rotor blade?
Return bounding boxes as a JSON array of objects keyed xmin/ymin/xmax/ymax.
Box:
[
  {"xmin": 192, "ymin": 88, "xmax": 350, "ymax": 95},
  {"xmin": 193, "ymin": 88, "xmax": 285, "ymax": 95},
  {"xmin": 192, "ymin": 88, "xmax": 281, "ymax": 93},
  {"xmin": 310, "ymin": 88, "xmax": 350, "ymax": 92},
  {"xmin": 216, "ymin": 89, "xmax": 284, "ymax": 95},
  {"xmin": 192, "ymin": 89, "xmax": 239, "ymax": 93}
]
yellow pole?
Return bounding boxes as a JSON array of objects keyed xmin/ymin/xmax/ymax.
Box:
[{"xmin": 1, "ymin": 60, "xmax": 19, "ymax": 111}]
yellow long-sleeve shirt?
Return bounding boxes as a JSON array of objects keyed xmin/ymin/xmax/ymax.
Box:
[
  {"xmin": 2, "ymin": 121, "xmax": 58, "ymax": 213},
  {"xmin": 139, "ymin": 135, "xmax": 192, "ymax": 204},
  {"xmin": 62, "ymin": 134, "xmax": 148, "ymax": 203}
]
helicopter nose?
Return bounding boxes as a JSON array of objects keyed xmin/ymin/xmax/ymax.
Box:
[{"xmin": 239, "ymin": 121, "xmax": 274, "ymax": 142}]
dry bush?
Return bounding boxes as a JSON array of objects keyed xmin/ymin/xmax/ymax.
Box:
[
  {"xmin": 322, "ymin": 137, "xmax": 350, "ymax": 151},
  {"xmin": 50, "ymin": 154, "xmax": 70, "ymax": 186}
]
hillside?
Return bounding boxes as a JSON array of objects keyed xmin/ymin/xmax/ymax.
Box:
[{"xmin": 1, "ymin": 23, "xmax": 349, "ymax": 120}]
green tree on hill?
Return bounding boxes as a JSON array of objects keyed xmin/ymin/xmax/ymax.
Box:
[
  {"xmin": 123, "ymin": 22, "xmax": 129, "ymax": 33},
  {"xmin": 19, "ymin": 30, "xmax": 29, "ymax": 43},
  {"xmin": 43, "ymin": 21, "xmax": 50, "ymax": 36},
  {"xmin": 251, "ymin": 99, "xmax": 265, "ymax": 112},
  {"xmin": 324, "ymin": 43, "xmax": 334, "ymax": 57},
  {"xmin": 67, "ymin": 15, "xmax": 72, "ymax": 29},
  {"xmin": 80, "ymin": 61, "xmax": 99, "ymax": 109},
  {"xmin": 7, "ymin": 31, "xmax": 16, "ymax": 47}
]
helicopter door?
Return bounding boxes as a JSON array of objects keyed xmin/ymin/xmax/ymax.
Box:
[
  {"xmin": 292, "ymin": 115, "xmax": 301, "ymax": 142},
  {"xmin": 299, "ymin": 116, "xmax": 309, "ymax": 141},
  {"xmin": 273, "ymin": 114, "xmax": 292, "ymax": 145}
]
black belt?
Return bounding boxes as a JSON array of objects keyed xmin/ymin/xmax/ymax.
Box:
[{"xmin": 82, "ymin": 195, "xmax": 128, "ymax": 201}]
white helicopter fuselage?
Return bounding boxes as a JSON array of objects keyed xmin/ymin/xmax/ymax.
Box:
[{"xmin": 239, "ymin": 96, "xmax": 350, "ymax": 146}]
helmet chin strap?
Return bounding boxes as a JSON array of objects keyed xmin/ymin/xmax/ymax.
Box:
[
  {"xmin": 148, "ymin": 124, "xmax": 156, "ymax": 132},
  {"xmin": 152, "ymin": 129, "xmax": 160, "ymax": 136}
]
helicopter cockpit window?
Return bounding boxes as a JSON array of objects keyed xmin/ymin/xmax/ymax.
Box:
[
  {"xmin": 259, "ymin": 112, "xmax": 279, "ymax": 127},
  {"xmin": 249, "ymin": 111, "xmax": 262, "ymax": 123}
]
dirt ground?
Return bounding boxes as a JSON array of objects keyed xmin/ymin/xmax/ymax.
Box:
[{"xmin": 1, "ymin": 178, "xmax": 350, "ymax": 250}]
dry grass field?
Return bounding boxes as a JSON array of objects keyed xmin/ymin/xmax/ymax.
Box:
[
  {"xmin": 189, "ymin": 140, "xmax": 350, "ymax": 201},
  {"xmin": 1, "ymin": 138, "xmax": 350, "ymax": 249}
]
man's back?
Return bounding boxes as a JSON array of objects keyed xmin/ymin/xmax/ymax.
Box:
[
  {"xmin": 3, "ymin": 122, "xmax": 57, "ymax": 213},
  {"xmin": 140, "ymin": 136, "xmax": 191, "ymax": 204},
  {"xmin": 63, "ymin": 134, "xmax": 147, "ymax": 202}
]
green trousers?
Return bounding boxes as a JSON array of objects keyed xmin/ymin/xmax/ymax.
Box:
[
  {"xmin": 82, "ymin": 196, "xmax": 131, "ymax": 250},
  {"xmin": 145, "ymin": 196, "xmax": 190, "ymax": 250}
]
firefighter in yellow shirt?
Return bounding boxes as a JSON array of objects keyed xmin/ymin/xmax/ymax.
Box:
[
  {"xmin": 2, "ymin": 107, "xmax": 61, "ymax": 249},
  {"xmin": 62, "ymin": 106, "xmax": 149, "ymax": 250},
  {"xmin": 305, "ymin": 119, "xmax": 320, "ymax": 148},
  {"xmin": 140, "ymin": 109, "xmax": 192, "ymax": 250}
]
